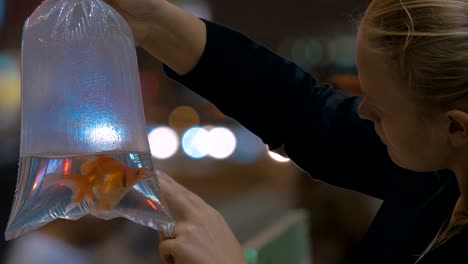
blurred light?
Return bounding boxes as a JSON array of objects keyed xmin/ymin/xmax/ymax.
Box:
[
  {"xmin": 208, "ymin": 127, "xmax": 236, "ymax": 159},
  {"xmin": 328, "ymin": 74, "xmax": 361, "ymax": 96},
  {"xmin": 290, "ymin": 37, "xmax": 324, "ymax": 67},
  {"xmin": 46, "ymin": 159, "xmax": 64, "ymax": 174},
  {"xmin": 182, "ymin": 127, "xmax": 211, "ymax": 159},
  {"xmin": 139, "ymin": 71, "xmax": 159, "ymax": 102},
  {"xmin": 268, "ymin": 151, "xmax": 290, "ymax": 163},
  {"xmin": 0, "ymin": 53, "xmax": 21, "ymax": 130},
  {"xmin": 169, "ymin": 105, "xmax": 200, "ymax": 132},
  {"xmin": 148, "ymin": 127, "xmax": 179, "ymax": 159},
  {"xmin": 32, "ymin": 166, "xmax": 47, "ymax": 191},
  {"xmin": 328, "ymin": 36, "xmax": 356, "ymax": 67},
  {"xmin": 63, "ymin": 159, "xmax": 71, "ymax": 174},
  {"xmin": 146, "ymin": 199, "xmax": 159, "ymax": 211},
  {"xmin": 0, "ymin": 0, "xmax": 4, "ymax": 28},
  {"xmin": 291, "ymin": 38, "xmax": 309, "ymax": 67},
  {"xmin": 305, "ymin": 38, "xmax": 323, "ymax": 66}
]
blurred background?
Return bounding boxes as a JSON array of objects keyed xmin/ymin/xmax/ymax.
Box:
[{"xmin": 0, "ymin": 0, "xmax": 381, "ymax": 263}]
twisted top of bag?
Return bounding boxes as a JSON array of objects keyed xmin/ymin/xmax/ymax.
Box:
[{"xmin": 25, "ymin": 0, "xmax": 131, "ymax": 41}]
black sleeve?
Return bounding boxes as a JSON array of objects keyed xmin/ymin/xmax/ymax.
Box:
[{"xmin": 163, "ymin": 20, "xmax": 403, "ymax": 200}]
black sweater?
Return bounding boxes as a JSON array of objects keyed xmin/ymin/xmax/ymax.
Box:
[{"xmin": 163, "ymin": 20, "xmax": 468, "ymax": 264}]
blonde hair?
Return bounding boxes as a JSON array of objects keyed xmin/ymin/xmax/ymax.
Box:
[
  {"xmin": 361, "ymin": 0, "xmax": 468, "ymax": 255},
  {"xmin": 361, "ymin": 0, "xmax": 468, "ymax": 110}
]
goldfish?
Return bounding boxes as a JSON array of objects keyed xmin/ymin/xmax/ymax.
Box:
[{"xmin": 59, "ymin": 155, "xmax": 154, "ymax": 211}]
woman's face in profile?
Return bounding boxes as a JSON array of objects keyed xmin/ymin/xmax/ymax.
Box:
[{"xmin": 355, "ymin": 14, "xmax": 451, "ymax": 172}]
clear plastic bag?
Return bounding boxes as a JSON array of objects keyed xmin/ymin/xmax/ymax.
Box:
[{"xmin": 5, "ymin": 0, "xmax": 174, "ymax": 240}]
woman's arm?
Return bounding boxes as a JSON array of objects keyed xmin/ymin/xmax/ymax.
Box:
[
  {"xmin": 162, "ymin": 20, "xmax": 400, "ymax": 200},
  {"xmin": 106, "ymin": 0, "xmax": 418, "ymax": 200}
]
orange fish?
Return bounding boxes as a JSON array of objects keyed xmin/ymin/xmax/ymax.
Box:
[{"xmin": 61, "ymin": 155, "xmax": 154, "ymax": 211}]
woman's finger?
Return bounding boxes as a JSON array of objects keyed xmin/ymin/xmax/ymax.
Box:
[
  {"xmin": 157, "ymin": 171, "xmax": 204, "ymax": 219},
  {"xmin": 159, "ymin": 238, "xmax": 182, "ymax": 264}
]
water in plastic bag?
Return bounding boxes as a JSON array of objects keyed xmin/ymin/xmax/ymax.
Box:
[{"xmin": 5, "ymin": 0, "xmax": 174, "ymax": 240}]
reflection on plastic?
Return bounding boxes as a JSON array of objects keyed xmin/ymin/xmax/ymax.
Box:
[
  {"xmin": 86, "ymin": 124, "xmax": 123, "ymax": 151},
  {"xmin": 5, "ymin": 0, "xmax": 174, "ymax": 240}
]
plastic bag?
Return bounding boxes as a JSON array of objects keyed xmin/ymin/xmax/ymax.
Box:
[{"xmin": 5, "ymin": 0, "xmax": 174, "ymax": 240}]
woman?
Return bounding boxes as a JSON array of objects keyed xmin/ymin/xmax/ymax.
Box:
[{"xmin": 106, "ymin": 0, "xmax": 468, "ymax": 263}]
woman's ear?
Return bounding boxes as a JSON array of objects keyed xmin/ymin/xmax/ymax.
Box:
[{"xmin": 447, "ymin": 110, "xmax": 468, "ymax": 147}]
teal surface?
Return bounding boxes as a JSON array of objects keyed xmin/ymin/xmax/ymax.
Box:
[{"xmin": 243, "ymin": 210, "xmax": 311, "ymax": 264}]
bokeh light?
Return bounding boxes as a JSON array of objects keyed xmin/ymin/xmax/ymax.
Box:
[
  {"xmin": 268, "ymin": 150, "xmax": 290, "ymax": 163},
  {"xmin": 208, "ymin": 127, "xmax": 236, "ymax": 159},
  {"xmin": 291, "ymin": 38, "xmax": 309, "ymax": 66},
  {"xmin": 328, "ymin": 36, "xmax": 356, "ymax": 67},
  {"xmin": 169, "ymin": 105, "xmax": 200, "ymax": 132},
  {"xmin": 0, "ymin": 0, "xmax": 4, "ymax": 28},
  {"xmin": 182, "ymin": 127, "xmax": 211, "ymax": 159},
  {"xmin": 305, "ymin": 38, "xmax": 323, "ymax": 66},
  {"xmin": 139, "ymin": 71, "xmax": 159, "ymax": 103},
  {"xmin": 279, "ymin": 36, "xmax": 323, "ymax": 67},
  {"xmin": 148, "ymin": 127, "xmax": 179, "ymax": 159},
  {"xmin": 0, "ymin": 53, "xmax": 21, "ymax": 130}
]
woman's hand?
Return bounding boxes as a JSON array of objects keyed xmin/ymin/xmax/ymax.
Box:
[
  {"xmin": 157, "ymin": 172, "xmax": 247, "ymax": 264},
  {"xmin": 104, "ymin": 0, "xmax": 164, "ymax": 43},
  {"xmin": 104, "ymin": 0, "xmax": 206, "ymax": 75}
]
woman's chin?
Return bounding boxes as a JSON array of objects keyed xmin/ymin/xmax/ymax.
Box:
[
  {"xmin": 387, "ymin": 146, "xmax": 398, "ymax": 164},
  {"xmin": 387, "ymin": 148, "xmax": 437, "ymax": 172},
  {"xmin": 387, "ymin": 147, "xmax": 409, "ymax": 169}
]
